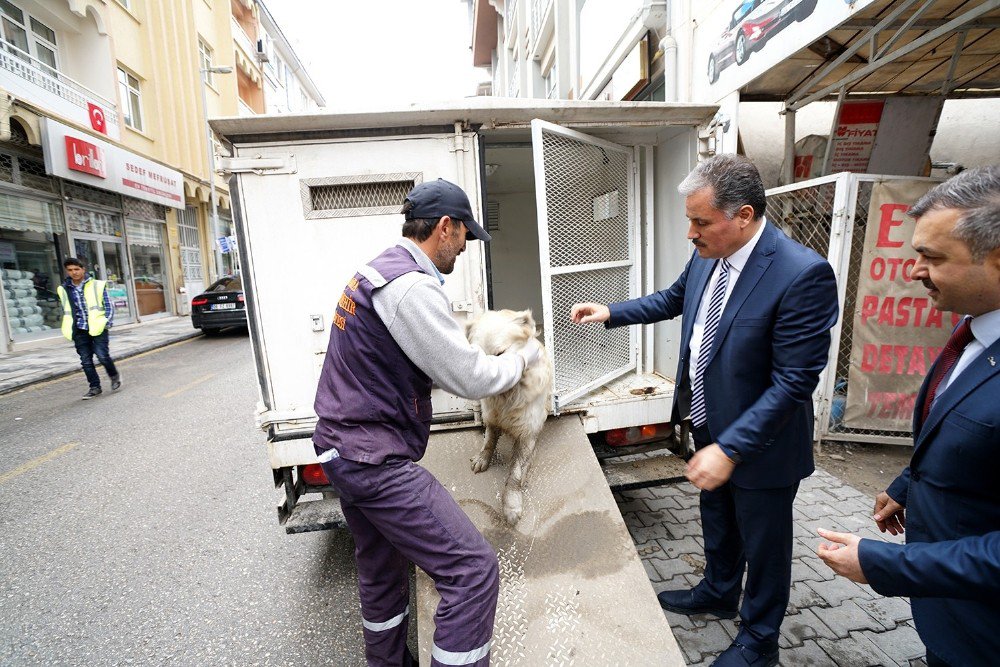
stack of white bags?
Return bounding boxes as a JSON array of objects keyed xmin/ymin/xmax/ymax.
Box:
[{"xmin": 2, "ymin": 268, "xmax": 56, "ymax": 334}]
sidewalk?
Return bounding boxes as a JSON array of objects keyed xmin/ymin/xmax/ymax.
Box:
[
  {"xmin": 0, "ymin": 316, "xmax": 202, "ymax": 395},
  {"xmin": 623, "ymin": 468, "xmax": 926, "ymax": 667}
]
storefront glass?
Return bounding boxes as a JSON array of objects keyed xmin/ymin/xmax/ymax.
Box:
[
  {"xmin": 0, "ymin": 192, "xmax": 65, "ymax": 338},
  {"xmin": 126, "ymin": 218, "xmax": 168, "ymax": 316},
  {"xmin": 67, "ymin": 206, "xmax": 134, "ymax": 324}
]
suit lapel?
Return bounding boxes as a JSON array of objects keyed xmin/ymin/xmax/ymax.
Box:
[
  {"xmin": 914, "ymin": 338, "xmax": 1000, "ymax": 450},
  {"xmin": 706, "ymin": 223, "xmax": 776, "ymax": 367},
  {"xmin": 681, "ymin": 257, "xmax": 715, "ymax": 351}
]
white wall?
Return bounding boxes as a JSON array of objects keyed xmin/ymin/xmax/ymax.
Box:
[
  {"xmin": 739, "ymin": 98, "xmax": 1000, "ymax": 188},
  {"xmin": 487, "ymin": 192, "xmax": 545, "ymax": 325}
]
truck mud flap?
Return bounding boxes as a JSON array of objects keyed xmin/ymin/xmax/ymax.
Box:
[
  {"xmin": 415, "ymin": 415, "xmax": 685, "ymax": 665},
  {"xmin": 281, "ymin": 497, "xmax": 347, "ymax": 534}
]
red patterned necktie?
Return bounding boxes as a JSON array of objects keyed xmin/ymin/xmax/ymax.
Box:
[{"xmin": 921, "ymin": 318, "xmax": 975, "ymax": 423}]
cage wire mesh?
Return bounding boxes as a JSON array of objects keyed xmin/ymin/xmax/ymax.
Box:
[
  {"xmin": 768, "ymin": 179, "xmax": 912, "ymax": 444},
  {"xmin": 540, "ymin": 130, "xmax": 633, "ymax": 400}
]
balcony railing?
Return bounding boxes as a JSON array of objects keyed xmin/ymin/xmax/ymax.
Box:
[
  {"xmin": 531, "ymin": 0, "xmax": 552, "ymax": 39},
  {"xmin": 0, "ymin": 39, "xmax": 119, "ymax": 125},
  {"xmin": 231, "ymin": 16, "xmax": 256, "ymax": 62}
]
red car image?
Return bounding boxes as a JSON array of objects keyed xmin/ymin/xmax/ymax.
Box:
[{"xmin": 707, "ymin": 0, "xmax": 818, "ymax": 83}]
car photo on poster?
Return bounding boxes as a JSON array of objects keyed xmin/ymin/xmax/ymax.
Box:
[{"xmin": 707, "ymin": 0, "xmax": 818, "ymax": 83}]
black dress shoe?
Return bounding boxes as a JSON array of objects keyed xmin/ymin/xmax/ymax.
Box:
[
  {"xmin": 712, "ymin": 641, "xmax": 779, "ymax": 667},
  {"xmin": 657, "ymin": 588, "xmax": 738, "ymax": 619}
]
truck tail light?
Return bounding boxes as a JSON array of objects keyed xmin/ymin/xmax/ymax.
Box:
[
  {"xmin": 605, "ymin": 422, "xmax": 672, "ymax": 447},
  {"xmin": 302, "ymin": 463, "xmax": 329, "ymax": 486},
  {"xmin": 191, "ymin": 297, "xmax": 208, "ymax": 306},
  {"xmin": 237, "ymin": 294, "xmax": 245, "ymax": 302}
]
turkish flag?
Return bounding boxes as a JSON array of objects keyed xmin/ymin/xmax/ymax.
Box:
[{"xmin": 88, "ymin": 103, "xmax": 107, "ymax": 134}]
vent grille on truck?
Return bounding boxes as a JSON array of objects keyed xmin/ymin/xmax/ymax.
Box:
[{"xmin": 300, "ymin": 173, "xmax": 422, "ymax": 219}]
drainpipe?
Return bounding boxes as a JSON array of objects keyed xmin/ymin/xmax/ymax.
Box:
[{"xmin": 660, "ymin": 1, "xmax": 677, "ymax": 101}]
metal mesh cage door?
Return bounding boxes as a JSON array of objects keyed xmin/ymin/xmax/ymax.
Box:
[{"xmin": 530, "ymin": 119, "xmax": 638, "ymax": 412}]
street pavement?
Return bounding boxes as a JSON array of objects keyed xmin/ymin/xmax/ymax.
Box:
[
  {"xmin": 0, "ymin": 324, "xmax": 929, "ymax": 665},
  {"xmin": 0, "ymin": 316, "xmax": 202, "ymax": 396},
  {"xmin": 621, "ymin": 477, "xmax": 926, "ymax": 666}
]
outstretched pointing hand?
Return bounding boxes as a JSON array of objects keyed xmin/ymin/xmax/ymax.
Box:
[{"xmin": 570, "ymin": 302, "xmax": 610, "ymax": 324}]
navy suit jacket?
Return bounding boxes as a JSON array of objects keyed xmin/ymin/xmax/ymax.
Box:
[
  {"xmin": 859, "ymin": 330, "xmax": 1000, "ymax": 666},
  {"xmin": 607, "ymin": 222, "xmax": 839, "ymax": 489}
]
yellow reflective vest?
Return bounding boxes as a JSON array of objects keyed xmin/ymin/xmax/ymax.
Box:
[{"xmin": 57, "ymin": 279, "xmax": 110, "ymax": 340}]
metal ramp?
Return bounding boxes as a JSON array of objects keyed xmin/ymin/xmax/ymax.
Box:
[{"xmin": 416, "ymin": 415, "xmax": 684, "ymax": 665}]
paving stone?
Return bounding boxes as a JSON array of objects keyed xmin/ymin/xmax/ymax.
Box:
[
  {"xmin": 634, "ymin": 540, "xmax": 664, "ymax": 559},
  {"xmin": 791, "ymin": 561, "xmax": 822, "ymax": 583},
  {"xmin": 798, "ymin": 502, "xmax": 844, "ymax": 520},
  {"xmin": 642, "ymin": 557, "xmax": 661, "ymax": 582},
  {"xmin": 656, "ymin": 534, "xmax": 702, "ymax": 558},
  {"xmin": 625, "ymin": 487, "xmax": 656, "ymax": 499},
  {"xmin": 865, "ymin": 625, "xmax": 926, "ymax": 665},
  {"xmin": 666, "ymin": 520, "xmax": 704, "ymax": 539},
  {"xmin": 623, "ymin": 512, "xmax": 645, "ymax": 532},
  {"xmin": 816, "ymin": 599, "xmax": 889, "ymax": 637},
  {"xmin": 671, "ymin": 621, "xmax": 733, "ymax": 664},
  {"xmin": 779, "ymin": 607, "xmax": 837, "ymax": 649},
  {"xmin": 669, "ymin": 505, "xmax": 702, "ymax": 524},
  {"xmin": 908, "ymin": 657, "xmax": 928, "ymax": 667},
  {"xmin": 650, "ymin": 556, "xmax": 696, "ymax": 581},
  {"xmin": 630, "ymin": 523, "xmax": 673, "ymax": 543},
  {"xmin": 806, "ymin": 576, "xmax": 875, "ymax": 607},
  {"xmin": 792, "ymin": 537, "xmax": 817, "ymax": 560},
  {"xmin": 817, "ymin": 632, "xmax": 898, "ymax": 667},
  {"xmin": 798, "ymin": 488, "xmax": 840, "ymax": 505},
  {"xmin": 637, "ymin": 510, "xmax": 673, "ymax": 527},
  {"xmin": 858, "ymin": 596, "xmax": 913, "ymax": 628},
  {"xmin": 615, "ymin": 498, "xmax": 650, "ymax": 514},
  {"xmin": 645, "ymin": 495, "xmax": 684, "ymax": 512},
  {"xmin": 779, "ymin": 639, "xmax": 839, "ymax": 666},
  {"xmin": 787, "ymin": 581, "xmax": 827, "ymax": 613},
  {"xmin": 803, "ymin": 557, "xmax": 837, "ymax": 582}
]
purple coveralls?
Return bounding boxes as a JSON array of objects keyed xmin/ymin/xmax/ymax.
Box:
[{"xmin": 314, "ymin": 246, "xmax": 498, "ymax": 667}]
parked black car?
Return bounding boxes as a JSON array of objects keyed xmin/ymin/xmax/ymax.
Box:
[{"xmin": 190, "ymin": 274, "xmax": 246, "ymax": 335}]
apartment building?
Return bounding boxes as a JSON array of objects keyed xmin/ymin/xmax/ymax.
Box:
[
  {"xmin": 467, "ymin": 0, "xmax": 667, "ymax": 102},
  {"xmin": 0, "ymin": 0, "xmax": 323, "ymax": 352}
]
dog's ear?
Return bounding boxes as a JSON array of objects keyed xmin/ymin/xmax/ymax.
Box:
[{"xmin": 515, "ymin": 309, "xmax": 534, "ymax": 329}]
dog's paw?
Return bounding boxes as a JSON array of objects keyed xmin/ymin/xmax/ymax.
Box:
[
  {"xmin": 470, "ymin": 452, "xmax": 492, "ymax": 473},
  {"xmin": 503, "ymin": 490, "xmax": 523, "ymax": 525}
]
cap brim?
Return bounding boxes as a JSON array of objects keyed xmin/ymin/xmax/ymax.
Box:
[{"xmin": 464, "ymin": 219, "xmax": 491, "ymax": 242}]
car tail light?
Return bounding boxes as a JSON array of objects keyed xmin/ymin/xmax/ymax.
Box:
[
  {"xmin": 302, "ymin": 463, "xmax": 329, "ymax": 486},
  {"xmin": 237, "ymin": 294, "xmax": 245, "ymax": 302},
  {"xmin": 191, "ymin": 297, "xmax": 208, "ymax": 306},
  {"xmin": 605, "ymin": 422, "xmax": 672, "ymax": 447}
]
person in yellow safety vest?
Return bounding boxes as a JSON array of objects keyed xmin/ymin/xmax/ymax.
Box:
[{"xmin": 56, "ymin": 257, "xmax": 122, "ymax": 400}]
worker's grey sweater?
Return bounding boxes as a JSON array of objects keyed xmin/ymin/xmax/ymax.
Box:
[{"xmin": 362, "ymin": 238, "xmax": 523, "ymax": 400}]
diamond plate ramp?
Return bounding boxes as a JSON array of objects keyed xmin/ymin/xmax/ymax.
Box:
[{"xmin": 417, "ymin": 415, "xmax": 684, "ymax": 665}]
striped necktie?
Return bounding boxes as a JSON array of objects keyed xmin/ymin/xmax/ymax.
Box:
[{"xmin": 690, "ymin": 258, "xmax": 731, "ymax": 428}]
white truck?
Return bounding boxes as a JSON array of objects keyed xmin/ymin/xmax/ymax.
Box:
[{"xmin": 211, "ymin": 99, "xmax": 719, "ymax": 533}]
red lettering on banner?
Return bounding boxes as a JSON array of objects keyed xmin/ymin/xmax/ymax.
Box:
[
  {"xmin": 860, "ymin": 345, "xmax": 943, "ymax": 375},
  {"xmin": 908, "ymin": 346, "xmax": 926, "ymax": 375},
  {"xmin": 861, "ymin": 295, "xmax": 878, "ymax": 324},
  {"xmin": 857, "ymin": 296, "xmax": 964, "ymax": 328},
  {"xmin": 876, "ymin": 204, "xmax": 909, "ymax": 248},
  {"xmin": 865, "ymin": 392, "xmax": 918, "ymax": 419}
]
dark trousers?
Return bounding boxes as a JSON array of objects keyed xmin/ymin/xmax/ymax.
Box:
[
  {"xmin": 321, "ymin": 455, "xmax": 498, "ymax": 667},
  {"xmin": 72, "ymin": 328, "xmax": 118, "ymax": 389},
  {"xmin": 692, "ymin": 423, "xmax": 798, "ymax": 653}
]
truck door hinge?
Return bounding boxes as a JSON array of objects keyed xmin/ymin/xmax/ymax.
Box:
[{"xmin": 218, "ymin": 154, "xmax": 297, "ymax": 175}]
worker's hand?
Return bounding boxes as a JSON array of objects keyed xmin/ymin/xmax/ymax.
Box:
[
  {"xmin": 570, "ymin": 302, "xmax": 610, "ymax": 324},
  {"xmin": 685, "ymin": 444, "xmax": 735, "ymax": 491},
  {"xmin": 517, "ymin": 338, "xmax": 545, "ymax": 368},
  {"xmin": 816, "ymin": 528, "xmax": 868, "ymax": 584},
  {"xmin": 873, "ymin": 490, "xmax": 906, "ymax": 535}
]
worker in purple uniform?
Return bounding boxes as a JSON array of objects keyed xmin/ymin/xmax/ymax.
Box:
[{"xmin": 313, "ymin": 179, "xmax": 544, "ymax": 667}]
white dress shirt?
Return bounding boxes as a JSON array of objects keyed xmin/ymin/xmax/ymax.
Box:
[
  {"xmin": 688, "ymin": 219, "xmax": 768, "ymax": 389},
  {"xmin": 936, "ymin": 307, "xmax": 1000, "ymax": 399}
]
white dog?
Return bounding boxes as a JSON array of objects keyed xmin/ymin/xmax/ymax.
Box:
[{"xmin": 465, "ymin": 309, "xmax": 552, "ymax": 525}]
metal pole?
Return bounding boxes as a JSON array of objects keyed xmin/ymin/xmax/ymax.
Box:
[{"xmin": 199, "ymin": 69, "xmax": 224, "ymax": 280}]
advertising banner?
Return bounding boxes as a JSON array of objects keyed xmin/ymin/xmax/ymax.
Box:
[
  {"xmin": 39, "ymin": 118, "xmax": 184, "ymax": 209},
  {"xmin": 693, "ymin": 0, "xmax": 878, "ymax": 102},
  {"xmin": 827, "ymin": 100, "xmax": 884, "ymax": 174},
  {"xmin": 844, "ymin": 179, "xmax": 957, "ymax": 431}
]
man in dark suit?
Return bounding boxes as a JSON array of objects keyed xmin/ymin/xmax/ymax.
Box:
[
  {"xmin": 571, "ymin": 154, "xmax": 839, "ymax": 667},
  {"xmin": 817, "ymin": 166, "xmax": 1000, "ymax": 667}
]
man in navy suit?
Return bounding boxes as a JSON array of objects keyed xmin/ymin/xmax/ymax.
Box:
[
  {"xmin": 817, "ymin": 166, "xmax": 1000, "ymax": 667},
  {"xmin": 572, "ymin": 154, "xmax": 839, "ymax": 666}
]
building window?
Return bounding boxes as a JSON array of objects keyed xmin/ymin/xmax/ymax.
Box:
[
  {"xmin": 0, "ymin": 1, "xmax": 59, "ymax": 75},
  {"xmin": 198, "ymin": 38, "xmax": 214, "ymax": 84},
  {"xmin": 544, "ymin": 63, "xmax": 557, "ymax": 99},
  {"xmin": 117, "ymin": 66, "xmax": 143, "ymax": 131}
]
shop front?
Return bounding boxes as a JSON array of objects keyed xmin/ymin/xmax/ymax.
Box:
[{"xmin": 0, "ymin": 115, "xmax": 185, "ymax": 350}]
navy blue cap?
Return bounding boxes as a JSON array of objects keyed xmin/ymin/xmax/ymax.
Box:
[{"xmin": 403, "ymin": 179, "xmax": 491, "ymax": 242}]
